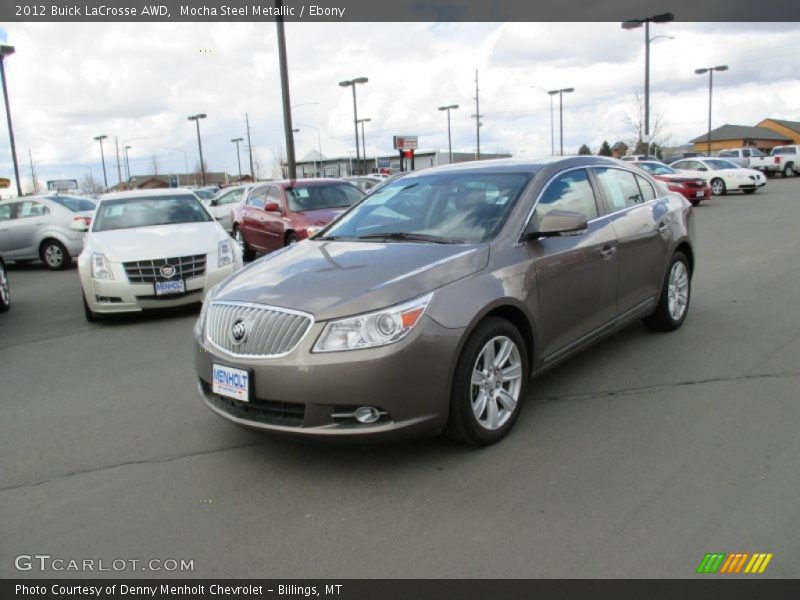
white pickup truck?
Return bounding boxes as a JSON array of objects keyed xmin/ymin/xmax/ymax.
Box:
[
  {"xmin": 769, "ymin": 145, "xmax": 800, "ymax": 177},
  {"xmin": 717, "ymin": 148, "xmax": 782, "ymax": 175}
]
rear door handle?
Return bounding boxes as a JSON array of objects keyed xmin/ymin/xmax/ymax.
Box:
[{"xmin": 600, "ymin": 245, "xmax": 617, "ymax": 259}]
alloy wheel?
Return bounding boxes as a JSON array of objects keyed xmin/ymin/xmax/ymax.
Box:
[
  {"xmin": 44, "ymin": 244, "xmax": 63, "ymax": 268},
  {"xmin": 0, "ymin": 265, "xmax": 9, "ymax": 306},
  {"xmin": 667, "ymin": 261, "xmax": 690, "ymax": 321},
  {"xmin": 470, "ymin": 336, "xmax": 523, "ymax": 431}
]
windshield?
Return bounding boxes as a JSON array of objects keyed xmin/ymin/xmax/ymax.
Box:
[
  {"xmin": 772, "ymin": 147, "xmax": 796, "ymax": 155},
  {"xmin": 285, "ymin": 183, "xmax": 364, "ymax": 212},
  {"xmin": 92, "ymin": 194, "xmax": 212, "ymax": 232},
  {"xmin": 705, "ymin": 159, "xmax": 739, "ymax": 170},
  {"xmin": 192, "ymin": 189, "xmax": 215, "ymax": 200},
  {"xmin": 46, "ymin": 195, "xmax": 96, "ymax": 212},
  {"xmin": 637, "ymin": 162, "xmax": 676, "ymax": 176},
  {"xmin": 320, "ymin": 172, "xmax": 532, "ymax": 244}
]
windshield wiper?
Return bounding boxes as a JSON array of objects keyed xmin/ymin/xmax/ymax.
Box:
[{"xmin": 357, "ymin": 232, "xmax": 463, "ymax": 244}]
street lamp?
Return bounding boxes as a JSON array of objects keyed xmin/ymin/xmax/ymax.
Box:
[
  {"xmin": 165, "ymin": 147, "xmax": 190, "ymax": 185},
  {"xmin": 357, "ymin": 118, "xmax": 371, "ymax": 175},
  {"xmin": 532, "ymin": 88, "xmax": 558, "ymax": 156},
  {"xmin": 438, "ymin": 104, "xmax": 459, "ymax": 164},
  {"xmin": 231, "ymin": 137, "xmax": 243, "ymax": 181},
  {"xmin": 622, "ymin": 12, "xmax": 674, "ymax": 158},
  {"xmin": 93, "ymin": 135, "xmax": 109, "ymax": 191},
  {"xmin": 187, "ymin": 113, "xmax": 207, "ymax": 186},
  {"xmin": 339, "ymin": 77, "xmax": 368, "ymax": 175},
  {"xmin": 0, "ymin": 45, "xmax": 21, "ymax": 197},
  {"xmin": 547, "ymin": 88, "xmax": 575, "ymax": 156},
  {"xmin": 123, "ymin": 145, "xmax": 132, "ymax": 183},
  {"xmin": 695, "ymin": 65, "xmax": 729, "ymax": 157},
  {"xmin": 297, "ymin": 123, "xmax": 324, "ymax": 177}
]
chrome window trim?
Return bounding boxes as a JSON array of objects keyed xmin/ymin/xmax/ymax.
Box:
[
  {"xmin": 204, "ymin": 300, "xmax": 316, "ymax": 359},
  {"xmin": 514, "ymin": 164, "xmax": 664, "ymax": 247}
]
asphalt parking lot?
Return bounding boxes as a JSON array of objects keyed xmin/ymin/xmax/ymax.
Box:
[{"xmin": 1, "ymin": 179, "xmax": 799, "ymax": 579}]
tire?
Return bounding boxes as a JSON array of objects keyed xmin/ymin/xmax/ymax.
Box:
[
  {"xmin": 710, "ymin": 178, "xmax": 726, "ymax": 196},
  {"xmin": 689, "ymin": 199, "xmax": 700, "ymax": 206},
  {"xmin": 743, "ymin": 189, "xmax": 757, "ymax": 195},
  {"xmin": 643, "ymin": 251, "xmax": 691, "ymax": 332},
  {"xmin": 83, "ymin": 295, "xmax": 98, "ymax": 322},
  {"xmin": 0, "ymin": 260, "xmax": 10, "ymax": 312},
  {"xmin": 233, "ymin": 226, "xmax": 255, "ymax": 262},
  {"xmin": 285, "ymin": 232, "xmax": 299, "ymax": 246},
  {"xmin": 40, "ymin": 239, "xmax": 71, "ymax": 270},
  {"xmin": 444, "ymin": 317, "xmax": 529, "ymax": 446},
  {"xmin": 765, "ymin": 170, "xmax": 775, "ymax": 178},
  {"xmin": 783, "ymin": 163, "xmax": 794, "ymax": 178}
]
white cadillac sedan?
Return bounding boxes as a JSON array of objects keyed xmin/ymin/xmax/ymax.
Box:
[
  {"xmin": 78, "ymin": 189, "xmax": 242, "ymax": 321},
  {"xmin": 669, "ymin": 157, "xmax": 767, "ymax": 196}
]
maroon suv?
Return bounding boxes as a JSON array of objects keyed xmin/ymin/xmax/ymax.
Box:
[{"xmin": 231, "ymin": 179, "xmax": 365, "ymax": 260}]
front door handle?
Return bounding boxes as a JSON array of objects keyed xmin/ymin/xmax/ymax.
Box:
[
  {"xmin": 656, "ymin": 221, "xmax": 669, "ymax": 233},
  {"xmin": 600, "ymin": 245, "xmax": 617, "ymax": 259}
]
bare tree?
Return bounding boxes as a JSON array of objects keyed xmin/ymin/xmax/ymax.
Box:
[
  {"xmin": 193, "ymin": 161, "xmax": 209, "ymax": 185},
  {"xmin": 149, "ymin": 155, "xmax": 161, "ymax": 176},
  {"xmin": 268, "ymin": 147, "xmax": 285, "ymax": 180},
  {"xmin": 624, "ymin": 90, "xmax": 672, "ymax": 154},
  {"xmin": 80, "ymin": 171, "xmax": 105, "ymax": 195}
]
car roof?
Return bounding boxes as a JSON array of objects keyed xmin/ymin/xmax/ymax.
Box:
[
  {"xmin": 99, "ymin": 188, "xmax": 201, "ymax": 201},
  {"xmin": 257, "ymin": 178, "xmax": 355, "ymax": 188},
  {"xmin": 397, "ymin": 155, "xmax": 626, "ymax": 178}
]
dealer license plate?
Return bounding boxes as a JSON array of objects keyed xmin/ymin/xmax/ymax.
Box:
[
  {"xmin": 696, "ymin": 191, "xmax": 704, "ymax": 197},
  {"xmin": 155, "ymin": 280, "xmax": 185, "ymax": 295},
  {"xmin": 212, "ymin": 364, "xmax": 250, "ymax": 402}
]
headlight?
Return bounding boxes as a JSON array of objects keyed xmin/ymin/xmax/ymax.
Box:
[
  {"xmin": 313, "ymin": 293, "xmax": 433, "ymax": 352},
  {"xmin": 218, "ymin": 239, "xmax": 235, "ymax": 268},
  {"xmin": 91, "ymin": 253, "xmax": 114, "ymax": 280},
  {"xmin": 194, "ymin": 283, "xmax": 222, "ymax": 338}
]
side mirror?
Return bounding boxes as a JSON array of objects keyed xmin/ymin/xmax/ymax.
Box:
[
  {"xmin": 264, "ymin": 202, "xmax": 280, "ymax": 212},
  {"xmin": 524, "ymin": 210, "xmax": 588, "ymax": 241},
  {"xmin": 210, "ymin": 198, "xmax": 219, "ymax": 207}
]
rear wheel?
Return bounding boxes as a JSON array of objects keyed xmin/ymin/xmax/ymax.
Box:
[
  {"xmin": 643, "ymin": 251, "xmax": 691, "ymax": 332},
  {"xmin": 783, "ymin": 163, "xmax": 795, "ymax": 178},
  {"xmin": 710, "ymin": 178, "xmax": 726, "ymax": 196},
  {"xmin": 233, "ymin": 226, "xmax": 255, "ymax": 261},
  {"xmin": 40, "ymin": 239, "xmax": 71, "ymax": 270},
  {"xmin": 0, "ymin": 261, "xmax": 10, "ymax": 311},
  {"xmin": 445, "ymin": 317, "xmax": 529, "ymax": 446}
]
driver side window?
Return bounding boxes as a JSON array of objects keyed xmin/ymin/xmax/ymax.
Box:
[{"xmin": 247, "ymin": 188, "xmax": 267, "ymax": 209}]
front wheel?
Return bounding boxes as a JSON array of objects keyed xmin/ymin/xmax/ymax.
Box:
[
  {"xmin": 643, "ymin": 251, "xmax": 691, "ymax": 332},
  {"xmin": 444, "ymin": 317, "xmax": 529, "ymax": 446},
  {"xmin": 83, "ymin": 295, "xmax": 98, "ymax": 322},
  {"xmin": 0, "ymin": 261, "xmax": 10, "ymax": 311},
  {"xmin": 710, "ymin": 178, "xmax": 726, "ymax": 196},
  {"xmin": 40, "ymin": 239, "xmax": 71, "ymax": 270},
  {"xmin": 233, "ymin": 226, "xmax": 255, "ymax": 262},
  {"xmin": 285, "ymin": 232, "xmax": 299, "ymax": 246},
  {"xmin": 743, "ymin": 188, "xmax": 757, "ymax": 195}
]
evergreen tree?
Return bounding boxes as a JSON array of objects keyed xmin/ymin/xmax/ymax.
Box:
[
  {"xmin": 578, "ymin": 144, "xmax": 592, "ymax": 155},
  {"xmin": 598, "ymin": 141, "xmax": 613, "ymax": 156}
]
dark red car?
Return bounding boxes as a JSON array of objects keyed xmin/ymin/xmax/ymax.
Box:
[
  {"xmin": 633, "ymin": 161, "xmax": 711, "ymax": 206},
  {"xmin": 231, "ymin": 179, "xmax": 365, "ymax": 261}
]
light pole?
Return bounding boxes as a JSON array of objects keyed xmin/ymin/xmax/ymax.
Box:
[
  {"xmin": 695, "ymin": 65, "xmax": 729, "ymax": 157},
  {"xmin": 547, "ymin": 88, "xmax": 574, "ymax": 156},
  {"xmin": 187, "ymin": 113, "xmax": 207, "ymax": 186},
  {"xmin": 622, "ymin": 12, "xmax": 674, "ymax": 158},
  {"xmin": 532, "ymin": 87, "xmax": 558, "ymax": 156},
  {"xmin": 124, "ymin": 145, "xmax": 132, "ymax": 183},
  {"xmin": 93, "ymin": 135, "xmax": 108, "ymax": 191},
  {"xmin": 275, "ymin": 1, "xmax": 296, "ymax": 180},
  {"xmin": 339, "ymin": 77, "xmax": 368, "ymax": 175},
  {"xmin": 297, "ymin": 123, "xmax": 324, "ymax": 177},
  {"xmin": 357, "ymin": 118, "xmax": 371, "ymax": 175},
  {"xmin": 438, "ymin": 104, "xmax": 459, "ymax": 164},
  {"xmin": 0, "ymin": 45, "xmax": 21, "ymax": 197},
  {"xmin": 165, "ymin": 147, "xmax": 190, "ymax": 185},
  {"xmin": 231, "ymin": 137, "xmax": 243, "ymax": 181}
]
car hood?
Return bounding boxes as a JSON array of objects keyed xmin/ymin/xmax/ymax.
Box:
[
  {"xmin": 89, "ymin": 222, "xmax": 224, "ymax": 261},
  {"xmin": 214, "ymin": 240, "xmax": 490, "ymax": 320}
]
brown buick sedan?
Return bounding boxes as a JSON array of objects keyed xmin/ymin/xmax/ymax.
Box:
[{"xmin": 193, "ymin": 156, "xmax": 695, "ymax": 445}]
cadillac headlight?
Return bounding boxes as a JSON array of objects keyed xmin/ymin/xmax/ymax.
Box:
[
  {"xmin": 218, "ymin": 239, "xmax": 235, "ymax": 267},
  {"xmin": 313, "ymin": 293, "xmax": 433, "ymax": 352},
  {"xmin": 91, "ymin": 253, "xmax": 114, "ymax": 280}
]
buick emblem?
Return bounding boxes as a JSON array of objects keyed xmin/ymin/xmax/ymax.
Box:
[
  {"xmin": 230, "ymin": 318, "xmax": 248, "ymax": 345},
  {"xmin": 160, "ymin": 264, "xmax": 176, "ymax": 279}
]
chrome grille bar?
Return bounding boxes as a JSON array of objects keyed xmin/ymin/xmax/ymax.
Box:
[{"xmin": 123, "ymin": 254, "xmax": 207, "ymax": 284}]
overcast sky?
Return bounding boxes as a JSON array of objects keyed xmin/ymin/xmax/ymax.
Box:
[{"xmin": 1, "ymin": 21, "xmax": 799, "ymax": 195}]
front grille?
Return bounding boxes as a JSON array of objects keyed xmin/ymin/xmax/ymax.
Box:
[
  {"xmin": 137, "ymin": 289, "xmax": 203, "ymax": 301},
  {"xmin": 202, "ymin": 380, "xmax": 305, "ymax": 426},
  {"xmin": 206, "ymin": 301, "xmax": 313, "ymax": 358},
  {"xmin": 123, "ymin": 254, "xmax": 206, "ymax": 284}
]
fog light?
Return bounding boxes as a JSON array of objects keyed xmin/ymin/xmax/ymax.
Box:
[{"xmin": 354, "ymin": 406, "xmax": 381, "ymax": 424}]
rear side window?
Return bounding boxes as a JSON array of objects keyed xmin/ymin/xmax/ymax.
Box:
[
  {"xmin": 533, "ymin": 169, "xmax": 598, "ymax": 227},
  {"xmin": 18, "ymin": 201, "xmax": 50, "ymax": 218},
  {"xmin": 593, "ymin": 168, "xmax": 644, "ymax": 211},
  {"xmin": 634, "ymin": 174, "xmax": 657, "ymax": 201},
  {"xmin": 718, "ymin": 150, "xmax": 735, "ymax": 157}
]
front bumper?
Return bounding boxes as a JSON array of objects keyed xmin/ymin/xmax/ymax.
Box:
[
  {"xmin": 193, "ymin": 315, "xmax": 464, "ymax": 441},
  {"xmin": 82, "ymin": 262, "xmax": 239, "ymax": 314}
]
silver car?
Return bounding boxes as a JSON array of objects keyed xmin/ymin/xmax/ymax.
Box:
[
  {"xmin": 193, "ymin": 157, "xmax": 695, "ymax": 445},
  {"xmin": 0, "ymin": 195, "xmax": 96, "ymax": 270},
  {"xmin": 205, "ymin": 185, "xmax": 253, "ymax": 233}
]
